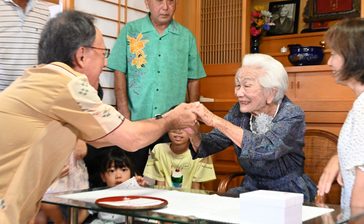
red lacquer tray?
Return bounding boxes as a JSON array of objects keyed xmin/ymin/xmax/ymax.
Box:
[{"xmin": 95, "ymin": 195, "xmax": 168, "ymax": 210}]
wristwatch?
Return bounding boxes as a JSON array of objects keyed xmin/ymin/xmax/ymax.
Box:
[{"xmin": 155, "ymin": 114, "xmax": 163, "ymax": 120}]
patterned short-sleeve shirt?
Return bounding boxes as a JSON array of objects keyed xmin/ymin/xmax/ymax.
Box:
[
  {"xmin": 0, "ymin": 0, "xmax": 54, "ymax": 91},
  {"xmin": 108, "ymin": 15, "xmax": 206, "ymax": 120},
  {"xmin": 0, "ymin": 62, "xmax": 124, "ymax": 223}
]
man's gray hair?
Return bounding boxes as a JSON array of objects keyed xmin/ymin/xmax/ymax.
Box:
[{"xmin": 38, "ymin": 10, "xmax": 96, "ymax": 67}]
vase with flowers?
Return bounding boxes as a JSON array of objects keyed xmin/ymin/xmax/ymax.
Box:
[{"xmin": 250, "ymin": 6, "xmax": 274, "ymax": 53}]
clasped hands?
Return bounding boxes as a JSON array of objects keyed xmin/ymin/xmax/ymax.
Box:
[{"xmin": 168, "ymin": 102, "xmax": 215, "ymax": 133}]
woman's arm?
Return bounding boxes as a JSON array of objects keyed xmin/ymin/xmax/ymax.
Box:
[
  {"xmin": 351, "ymin": 167, "xmax": 364, "ymax": 207},
  {"xmin": 188, "ymin": 105, "xmax": 236, "ymax": 158},
  {"xmin": 317, "ymin": 155, "xmax": 341, "ymax": 196},
  {"xmin": 193, "ymin": 100, "xmax": 305, "ymax": 160},
  {"xmin": 193, "ymin": 103, "xmax": 243, "ymax": 147},
  {"xmin": 210, "ymin": 114, "xmax": 243, "ymax": 147}
]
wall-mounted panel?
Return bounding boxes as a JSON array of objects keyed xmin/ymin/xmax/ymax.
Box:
[
  {"xmin": 127, "ymin": 1, "xmax": 148, "ymax": 11},
  {"xmin": 200, "ymin": 0, "xmax": 242, "ymax": 64},
  {"xmin": 127, "ymin": 9, "xmax": 147, "ymax": 22},
  {"xmin": 94, "ymin": 18, "xmax": 118, "ymax": 38},
  {"xmin": 75, "ymin": 0, "xmax": 118, "ymax": 19},
  {"xmin": 100, "ymin": 71, "xmax": 114, "ymax": 88}
]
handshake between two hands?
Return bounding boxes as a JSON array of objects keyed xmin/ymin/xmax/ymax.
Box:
[{"xmin": 167, "ymin": 102, "xmax": 216, "ymax": 134}]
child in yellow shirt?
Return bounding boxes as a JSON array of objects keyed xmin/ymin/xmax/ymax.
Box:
[{"xmin": 143, "ymin": 129, "xmax": 216, "ymax": 189}]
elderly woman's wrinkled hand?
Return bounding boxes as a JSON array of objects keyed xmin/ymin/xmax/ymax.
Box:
[
  {"xmin": 191, "ymin": 102, "xmax": 216, "ymax": 127},
  {"xmin": 184, "ymin": 117, "xmax": 200, "ymax": 136}
]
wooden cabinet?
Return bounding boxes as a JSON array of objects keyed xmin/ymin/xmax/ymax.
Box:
[
  {"xmin": 285, "ymin": 65, "xmax": 355, "ymax": 135},
  {"xmin": 286, "ymin": 65, "xmax": 354, "ymax": 100}
]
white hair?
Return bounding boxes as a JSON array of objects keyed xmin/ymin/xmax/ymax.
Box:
[{"xmin": 241, "ymin": 53, "xmax": 288, "ymax": 103}]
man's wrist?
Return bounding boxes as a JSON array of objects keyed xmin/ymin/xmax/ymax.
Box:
[
  {"xmin": 155, "ymin": 114, "xmax": 163, "ymax": 120},
  {"xmin": 154, "ymin": 113, "xmax": 174, "ymax": 132}
]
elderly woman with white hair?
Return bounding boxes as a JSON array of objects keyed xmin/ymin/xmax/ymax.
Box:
[{"xmin": 190, "ymin": 53, "xmax": 316, "ymax": 202}]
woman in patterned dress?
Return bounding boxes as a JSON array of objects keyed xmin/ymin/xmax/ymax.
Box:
[
  {"xmin": 317, "ymin": 18, "xmax": 364, "ymax": 209},
  {"xmin": 189, "ymin": 53, "xmax": 316, "ymax": 202}
]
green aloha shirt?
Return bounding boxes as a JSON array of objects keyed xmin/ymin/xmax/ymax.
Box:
[{"xmin": 107, "ymin": 15, "xmax": 206, "ymax": 121}]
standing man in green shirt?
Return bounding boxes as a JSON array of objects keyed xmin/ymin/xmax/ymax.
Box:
[{"xmin": 108, "ymin": 0, "xmax": 206, "ymax": 175}]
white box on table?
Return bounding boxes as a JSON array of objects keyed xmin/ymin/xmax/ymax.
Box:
[{"xmin": 239, "ymin": 190, "xmax": 303, "ymax": 224}]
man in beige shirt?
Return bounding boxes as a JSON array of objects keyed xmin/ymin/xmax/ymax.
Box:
[{"xmin": 0, "ymin": 10, "xmax": 197, "ymax": 224}]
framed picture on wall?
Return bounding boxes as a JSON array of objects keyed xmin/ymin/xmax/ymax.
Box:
[
  {"xmin": 303, "ymin": 0, "xmax": 360, "ymax": 22},
  {"xmin": 268, "ymin": 0, "xmax": 300, "ymax": 36}
]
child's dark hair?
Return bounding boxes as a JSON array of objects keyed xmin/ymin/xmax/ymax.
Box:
[{"xmin": 99, "ymin": 148, "xmax": 135, "ymax": 177}]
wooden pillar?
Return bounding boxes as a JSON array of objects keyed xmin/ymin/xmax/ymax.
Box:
[
  {"xmin": 242, "ymin": 0, "xmax": 250, "ymax": 57},
  {"xmin": 174, "ymin": 0, "xmax": 201, "ymax": 49},
  {"xmin": 61, "ymin": 0, "xmax": 74, "ymax": 10}
]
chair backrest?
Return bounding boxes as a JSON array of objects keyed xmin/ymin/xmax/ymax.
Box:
[{"xmin": 304, "ymin": 129, "xmax": 341, "ymax": 204}]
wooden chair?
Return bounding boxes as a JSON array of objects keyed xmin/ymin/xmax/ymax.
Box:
[
  {"xmin": 217, "ymin": 171, "xmax": 245, "ymax": 194},
  {"xmin": 217, "ymin": 129, "xmax": 341, "ymax": 204},
  {"xmin": 304, "ymin": 129, "xmax": 341, "ymax": 204}
]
